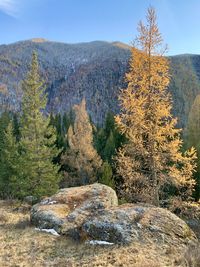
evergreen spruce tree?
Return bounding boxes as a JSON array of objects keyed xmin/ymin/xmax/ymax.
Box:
[
  {"xmin": 99, "ymin": 161, "xmax": 115, "ymax": 189},
  {"xmin": 94, "ymin": 112, "xmax": 125, "ymax": 162},
  {"xmin": 94, "ymin": 127, "xmax": 107, "ymax": 158},
  {"xmin": 61, "ymin": 99, "xmax": 102, "ymax": 186},
  {"xmin": 115, "ymin": 7, "xmax": 196, "ymax": 205},
  {"xmin": 12, "ymin": 113, "xmax": 20, "ymax": 141},
  {"xmin": 103, "ymin": 131, "xmax": 116, "ymax": 162},
  {"xmin": 104, "ymin": 111, "xmax": 115, "ymax": 136},
  {"xmin": 62, "ymin": 112, "xmax": 71, "ymax": 138},
  {"xmin": 0, "ymin": 112, "xmax": 11, "ymax": 157},
  {"xmin": 0, "ymin": 123, "xmax": 19, "ymax": 198},
  {"xmin": 55, "ymin": 113, "xmax": 62, "ymax": 136},
  {"xmin": 187, "ymin": 95, "xmax": 200, "ymax": 199},
  {"xmin": 54, "ymin": 113, "xmax": 65, "ymax": 148},
  {"xmin": 18, "ymin": 52, "xmax": 61, "ymax": 199},
  {"xmin": 187, "ymin": 95, "xmax": 200, "ymax": 150},
  {"xmin": 49, "ymin": 112, "xmax": 55, "ymax": 127}
]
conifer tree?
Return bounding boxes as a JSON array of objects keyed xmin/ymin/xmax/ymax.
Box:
[
  {"xmin": 0, "ymin": 112, "xmax": 11, "ymax": 157},
  {"xmin": 54, "ymin": 113, "xmax": 65, "ymax": 148},
  {"xmin": 61, "ymin": 99, "xmax": 102, "ymax": 186},
  {"xmin": 115, "ymin": 7, "xmax": 196, "ymax": 205},
  {"xmin": 62, "ymin": 111, "xmax": 72, "ymax": 138},
  {"xmin": 104, "ymin": 111, "xmax": 115, "ymax": 136},
  {"xmin": 18, "ymin": 52, "xmax": 61, "ymax": 199},
  {"xmin": 0, "ymin": 122, "xmax": 19, "ymax": 198},
  {"xmin": 99, "ymin": 161, "xmax": 115, "ymax": 189},
  {"xmin": 187, "ymin": 95, "xmax": 200, "ymax": 150},
  {"xmin": 103, "ymin": 131, "xmax": 116, "ymax": 162},
  {"xmin": 187, "ymin": 95, "xmax": 200, "ymax": 198},
  {"xmin": 94, "ymin": 127, "xmax": 107, "ymax": 158},
  {"xmin": 94, "ymin": 112, "xmax": 125, "ymax": 162},
  {"xmin": 12, "ymin": 113, "xmax": 20, "ymax": 141},
  {"xmin": 55, "ymin": 113, "xmax": 62, "ymax": 136},
  {"xmin": 49, "ymin": 111, "xmax": 74, "ymax": 150}
]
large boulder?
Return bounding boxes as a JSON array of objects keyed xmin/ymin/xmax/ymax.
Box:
[
  {"xmin": 31, "ymin": 183, "xmax": 118, "ymax": 234},
  {"xmin": 82, "ymin": 204, "xmax": 196, "ymax": 245},
  {"xmin": 31, "ymin": 183, "xmax": 197, "ymax": 246}
]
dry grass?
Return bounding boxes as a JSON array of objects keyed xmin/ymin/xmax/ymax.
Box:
[
  {"xmin": 168, "ymin": 198, "xmax": 200, "ymax": 220},
  {"xmin": 0, "ymin": 200, "xmax": 198, "ymax": 267},
  {"xmin": 184, "ymin": 244, "xmax": 200, "ymax": 267},
  {"xmin": 174, "ymin": 244, "xmax": 200, "ymax": 267}
]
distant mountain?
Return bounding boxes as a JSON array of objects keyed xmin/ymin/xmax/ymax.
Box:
[{"xmin": 0, "ymin": 39, "xmax": 200, "ymax": 128}]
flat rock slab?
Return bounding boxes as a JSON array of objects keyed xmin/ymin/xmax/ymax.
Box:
[{"xmin": 31, "ymin": 184, "xmax": 197, "ymax": 246}]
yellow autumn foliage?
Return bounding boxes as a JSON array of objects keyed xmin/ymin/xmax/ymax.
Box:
[
  {"xmin": 62, "ymin": 99, "xmax": 102, "ymax": 186},
  {"xmin": 115, "ymin": 7, "xmax": 196, "ymax": 205}
]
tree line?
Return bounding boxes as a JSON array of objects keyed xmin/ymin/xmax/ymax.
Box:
[{"xmin": 0, "ymin": 7, "xmax": 199, "ymax": 205}]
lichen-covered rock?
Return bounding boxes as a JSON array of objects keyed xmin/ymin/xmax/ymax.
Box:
[
  {"xmin": 81, "ymin": 204, "xmax": 197, "ymax": 245},
  {"xmin": 31, "ymin": 183, "xmax": 197, "ymax": 247},
  {"xmin": 30, "ymin": 183, "xmax": 118, "ymax": 234}
]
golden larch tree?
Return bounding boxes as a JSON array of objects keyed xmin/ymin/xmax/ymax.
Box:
[
  {"xmin": 61, "ymin": 99, "xmax": 102, "ymax": 186},
  {"xmin": 115, "ymin": 7, "xmax": 196, "ymax": 205}
]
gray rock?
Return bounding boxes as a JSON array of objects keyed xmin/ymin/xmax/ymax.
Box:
[
  {"xmin": 81, "ymin": 204, "xmax": 197, "ymax": 245},
  {"xmin": 31, "ymin": 184, "xmax": 197, "ymax": 246},
  {"xmin": 30, "ymin": 183, "xmax": 118, "ymax": 234},
  {"xmin": 31, "ymin": 208, "xmax": 64, "ymax": 232}
]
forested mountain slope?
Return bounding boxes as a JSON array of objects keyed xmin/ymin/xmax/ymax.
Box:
[{"xmin": 0, "ymin": 38, "xmax": 200, "ymax": 127}]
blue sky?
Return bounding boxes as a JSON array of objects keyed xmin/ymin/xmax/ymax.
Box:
[{"xmin": 0, "ymin": 0, "xmax": 199, "ymax": 55}]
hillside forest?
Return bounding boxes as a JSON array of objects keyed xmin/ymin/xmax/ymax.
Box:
[{"xmin": 0, "ymin": 7, "xmax": 200, "ymax": 213}]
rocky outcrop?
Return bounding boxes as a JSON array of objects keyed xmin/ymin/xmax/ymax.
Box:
[
  {"xmin": 31, "ymin": 184, "xmax": 197, "ymax": 247},
  {"xmin": 31, "ymin": 183, "xmax": 118, "ymax": 234}
]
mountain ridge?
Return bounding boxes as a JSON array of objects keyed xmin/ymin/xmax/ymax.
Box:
[
  {"xmin": 0, "ymin": 39, "xmax": 200, "ymax": 128},
  {"xmin": 1, "ymin": 39, "xmax": 200, "ymax": 56}
]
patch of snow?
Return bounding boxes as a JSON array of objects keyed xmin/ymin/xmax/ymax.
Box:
[
  {"xmin": 41, "ymin": 199, "xmax": 57, "ymax": 205},
  {"xmin": 41, "ymin": 199, "xmax": 50, "ymax": 205},
  {"xmin": 48, "ymin": 201, "xmax": 57, "ymax": 205},
  {"xmin": 149, "ymin": 225, "xmax": 161, "ymax": 232},
  {"xmin": 136, "ymin": 223, "xmax": 142, "ymax": 229},
  {"xmin": 86, "ymin": 240, "xmax": 114, "ymax": 245},
  {"xmin": 35, "ymin": 228, "xmax": 60, "ymax": 236}
]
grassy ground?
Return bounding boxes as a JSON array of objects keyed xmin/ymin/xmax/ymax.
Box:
[{"xmin": 0, "ymin": 200, "xmax": 199, "ymax": 267}]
